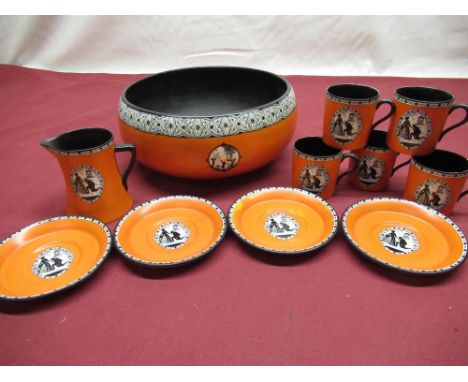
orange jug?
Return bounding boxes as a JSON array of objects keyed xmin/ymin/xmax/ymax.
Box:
[{"xmin": 41, "ymin": 127, "xmax": 136, "ymax": 223}]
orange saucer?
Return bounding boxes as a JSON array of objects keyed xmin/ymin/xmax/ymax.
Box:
[
  {"xmin": 0, "ymin": 216, "xmax": 112, "ymax": 301},
  {"xmin": 114, "ymin": 196, "xmax": 227, "ymax": 267},
  {"xmin": 342, "ymin": 197, "xmax": 467, "ymax": 274},
  {"xmin": 228, "ymin": 187, "xmax": 338, "ymax": 254}
]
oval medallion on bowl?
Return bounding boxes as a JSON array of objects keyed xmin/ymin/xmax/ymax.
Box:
[
  {"xmin": 207, "ymin": 143, "xmax": 240, "ymax": 172},
  {"xmin": 119, "ymin": 67, "xmax": 297, "ymax": 179}
]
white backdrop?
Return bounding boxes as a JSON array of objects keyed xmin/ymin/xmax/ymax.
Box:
[{"xmin": 1, "ymin": 15, "xmax": 467, "ymax": 77}]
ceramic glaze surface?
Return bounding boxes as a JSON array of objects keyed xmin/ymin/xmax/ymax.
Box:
[
  {"xmin": 342, "ymin": 198, "xmax": 467, "ymax": 274},
  {"xmin": 114, "ymin": 196, "xmax": 227, "ymax": 267},
  {"xmin": 229, "ymin": 187, "xmax": 338, "ymax": 254},
  {"xmin": 119, "ymin": 67, "xmax": 297, "ymax": 179},
  {"xmin": 0, "ymin": 216, "xmax": 112, "ymax": 300}
]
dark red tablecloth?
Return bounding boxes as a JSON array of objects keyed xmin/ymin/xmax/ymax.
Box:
[{"xmin": 0, "ymin": 65, "xmax": 467, "ymax": 365}]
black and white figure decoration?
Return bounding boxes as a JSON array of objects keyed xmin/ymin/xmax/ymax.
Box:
[
  {"xmin": 32, "ymin": 247, "xmax": 74, "ymax": 279},
  {"xmin": 379, "ymin": 227, "xmax": 420, "ymax": 255},
  {"xmin": 119, "ymin": 87, "xmax": 296, "ymax": 138},
  {"xmin": 300, "ymin": 163, "xmax": 329, "ymax": 193},
  {"xmin": 357, "ymin": 155, "xmax": 385, "ymax": 186},
  {"xmin": 155, "ymin": 222, "xmax": 191, "ymax": 249},
  {"xmin": 396, "ymin": 110, "xmax": 432, "ymax": 149},
  {"xmin": 208, "ymin": 143, "xmax": 241, "ymax": 172},
  {"xmin": 70, "ymin": 164, "xmax": 104, "ymax": 202},
  {"xmin": 330, "ymin": 107, "xmax": 363, "ymax": 144},
  {"xmin": 264, "ymin": 213, "xmax": 299, "ymax": 240},
  {"xmin": 414, "ymin": 179, "xmax": 451, "ymax": 210}
]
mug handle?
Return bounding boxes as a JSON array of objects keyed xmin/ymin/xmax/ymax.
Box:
[
  {"xmin": 115, "ymin": 144, "xmax": 137, "ymax": 190},
  {"xmin": 391, "ymin": 158, "xmax": 411, "ymax": 175},
  {"xmin": 371, "ymin": 99, "xmax": 396, "ymax": 130},
  {"xmin": 459, "ymin": 189, "xmax": 468, "ymax": 201},
  {"xmin": 439, "ymin": 103, "xmax": 468, "ymax": 141},
  {"xmin": 337, "ymin": 153, "xmax": 359, "ymax": 183}
]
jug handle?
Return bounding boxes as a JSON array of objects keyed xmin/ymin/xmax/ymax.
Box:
[{"xmin": 115, "ymin": 144, "xmax": 136, "ymax": 190}]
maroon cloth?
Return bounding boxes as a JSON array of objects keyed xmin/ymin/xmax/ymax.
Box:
[{"xmin": 0, "ymin": 65, "xmax": 467, "ymax": 365}]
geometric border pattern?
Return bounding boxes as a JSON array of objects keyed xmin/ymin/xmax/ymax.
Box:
[
  {"xmin": 341, "ymin": 197, "xmax": 468, "ymax": 275},
  {"xmin": 119, "ymin": 87, "xmax": 296, "ymax": 138},
  {"xmin": 0, "ymin": 216, "xmax": 112, "ymax": 301},
  {"xmin": 293, "ymin": 147, "xmax": 342, "ymax": 161},
  {"xmin": 326, "ymin": 83, "xmax": 379, "ymax": 106},
  {"xmin": 228, "ymin": 187, "xmax": 339, "ymax": 255},
  {"xmin": 395, "ymin": 92, "xmax": 453, "ymax": 108},
  {"xmin": 49, "ymin": 141, "xmax": 113, "ymax": 156},
  {"xmin": 114, "ymin": 195, "xmax": 227, "ymax": 267},
  {"xmin": 326, "ymin": 93, "xmax": 377, "ymax": 105}
]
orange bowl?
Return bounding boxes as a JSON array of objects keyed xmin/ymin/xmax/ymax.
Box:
[
  {"xmin": 119, "ymin": 67, "xmax": 297, "ymax": 179},
  {"xmin": 342, "ymin": 197, "xmax": 467, "ymax": 274}
]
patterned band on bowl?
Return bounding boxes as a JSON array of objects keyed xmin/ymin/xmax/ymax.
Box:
[{"xmin": 119, "ymin": 88, "xmax": 296, "ymax": 138}]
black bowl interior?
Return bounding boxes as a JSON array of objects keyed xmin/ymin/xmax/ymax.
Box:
[
  {"xmin": 414, "ymin": 150, "xmax": 468, "ymax": 173},
  {"xmin": 123, "ymin": 67, "xmax": 289, "ymax": 117}
]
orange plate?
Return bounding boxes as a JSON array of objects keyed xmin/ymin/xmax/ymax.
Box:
[
  {"xmin": 0, "ymin": 216, "xmax": 112, "ymax": 301},
  {"xmin": 114, "ymin": 196, "xmax": 227, "ymax": 267},
  {"xmin": 342, "ymin": 197, "xmax": 467, "ymax": 274},
  {"xmin": 228, "ymin": 187, "xmax": 338, "ymax": 254}
]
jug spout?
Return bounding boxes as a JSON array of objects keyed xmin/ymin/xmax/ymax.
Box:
[
  {"xmin": 40, "ymin": 136, "xmax": 59, "ymax": 151},
  {"xmin": 40, "ymin": 127, "xmax": 114, "ymax": 155}
]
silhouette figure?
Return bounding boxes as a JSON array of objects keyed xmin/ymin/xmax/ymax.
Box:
[
  {"xmin": 399, "ymin": 116, "xmax": 411, "ymax": 140},
  {"xmin": 51, "ymin": 256, "xmax": 65, "ymax": 268},
  {"xmin": 38, "ymin": 257, "xmax": 53, "ymax": 273},
  {"xmin": 410, "ymin": 116, "xmax": 425, "ymax": 140},
  {"xmin": 417, "ymin": 184, "xmax": 431, "ymax": 205},
  {"xmin": 280, "ymin": 222, "xmax": 292, "ymax": 232},
  {"xmin": 431, "ymin": 192, "xmax": 442, "ymax": 207},
  {"xmin": 312, "ymin": 175, "xmax": 321, "ymax": 189},
  {"xmin": 368, "ymin": 165, "xmax": 378, "ymax": 179},
  {"xmin": 159, "ymin": 228, "xmax": 173, "ymax": 243},
  {"xmin": 302, "ymin": 169, "xmax": 314, "ymax": 189},
  {"xmin": 268, "ymin": 219, "xmax": 282, "ymax": 233},
  {"xmin": 333, "ymin": 114, "xmax": 344, "ymax": 136},
  {"xmin": 358, "ymin": 160, "xmax": 369, "ymax": 179},
  {"xmin": 344, "ymin": 113, "xmax": 355, "ymax": 136},
  {"xmin": 171, "ymin": 230, "xmax": 183, "ymax": 241},
  {"xmin": 398, "ymin": 236, "xmax": 409, "ymax": 249},
  {"xmin": 385, "ymin": 230, "xmax": 398, "ymax": 246}
]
